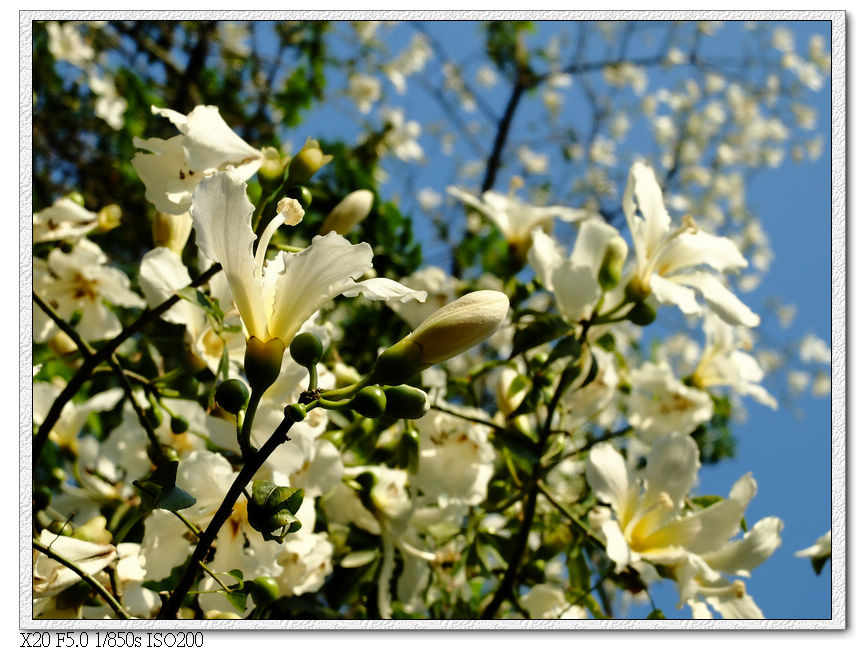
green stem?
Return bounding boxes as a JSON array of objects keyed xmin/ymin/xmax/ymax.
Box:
[
  {"xmin": 33, "ymin": 538, "xmax": 132, "ymax": 620},
  {"xmin": 320, "ymin": 375, "xmax": 370, "ymax": 401},
  {"xmin": 238, "ymin": 389, "xmax": 263, "ymax": 461},
  {"xmin": 156, "ymin": 413, "xmax": 296, "ymax": 619}
]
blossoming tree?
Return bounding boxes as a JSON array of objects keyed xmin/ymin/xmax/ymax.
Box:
[{"xmin": 30, "ymin": 18, "xmax": 834, "ymax": 621}]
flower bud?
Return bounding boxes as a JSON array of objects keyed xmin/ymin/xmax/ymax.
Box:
[
  {"xmin": 98, "ymin": 204, "xmax": 122, "ymax": 232},
  {"xmin": 285, "ymin": 403, "xmax": 307, "ymax": 423},
  {"xmin": 289, "ymin": 332, "xmax": 324, "ymax": 367},
  {"xmin": 152, "ymin": 211, "xmax": 193, "ymax": 255},
  {"xmin": 626, "ymin": 301, "xmax": 657, "ymax": 326},
  {"xmin": 625, "ymin": 275, "xmax": 651, "ymax": 303},
  {"xmin": 404, "ymin": 290, "xmax": 510, "ymax": 365},
  {"xmin": 244, "ymin": 337, "xmax": 286, "ymax": 393},
  {"xmin": 170, "ymin": 415, "xmax": 189, "ymax": 434},
  {"xmin": 215, "ymin": 379, "xmax": 250, "ymax": 415},
  {"xmin": 350, "ymin": 386, "xmax": 387, "ymax": 418},
  {"xmin": 369, "ymin": 338, "xmax": 425, "ymax": 386},
  {"xmin": 248, "ymin": 576, "xmax": 280, "ymax": 606},
  {"xmin": 597, "ymin": 236, "xmax": 628, "ymax": 291},
  {"xmin": 259, "ymin": 146, "xmax": 286, "ymax": 182},
  {"xmin": 67, "ymin": 191, "xmax": 85, "ymax": 206},
  {"xmin": 320, "ymin": 190, "xmax": 375, "ymax": 235},
  {"xmin": 287, "ymin": 139, "xmax": 333, "ymax": 185},
  {"xmin": 384, "ymin": 385, "xmax": 430, "ymax": 420}
]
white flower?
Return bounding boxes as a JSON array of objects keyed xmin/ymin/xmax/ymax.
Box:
[
  {"xmin": 275, "ymin": 532, "xmax": 334, "ymax": 597},
  {"xmin": 799, "ymin": 333, "xmax": 831, "ymax": 365},
  {"xmin": 46, "ymin": 21, "xmax": 94, "ymax": 66},
  {"xmin": 33, "ymin": 197, "xmax": 100, "ymax": 243},
  {"xmin": 691, "ymin": 312, "xmax": 778, "ymax": 409},
  {"xmin": 627, "ymin": 361, "xmax": 713, "ymax": 442},
  {"xmin": 622, "ymin": 161, "xmax": 759, "ymax": 327},
  {"xmin": 33, "ymin": 530, "xmax": 116, "ymax": 599},
  {"xmin": 448, "ymin": 186, "xmax": 593, "ymax": 262},
  {"xmin": 380, "ymin": 107, "xmax": 424, "ymax": 161},
  {"xmin": 520, "ymin": 584, "xmax": 587, "ymax": 619},
  {"xmin": 34, "ymin": 238, "xmax": 145, "ymax": 342},
  {"xmin": 586, "ymin": 433, "xmax": 781, "ymax": 619},
  {"xmin": 132, "ymin": 105, "xmax": 264, "ymax": 214},
  {"xmin": 383, "ymin": 34, "xmax": 431, "ymax": 94},
  {"xmin": 795, "ymin": 531, "xmax": 830, "ymax": 560},
  {"xmin": 411, "ymin": 407, "xmax": 496, "ymax": 506},
  {"xmin": 347, "ymin": 74, "xmax": 382, "ymax": 114},
  {"xmin": 88, "ymin": 71, "xmax": 127, "ymax": 130},
  {"xmin": 528, "ymin": 219, "xmax": 624, "ymax": 324},
  {"xmin": 517, "ymin": 146, "xmax": 549, "ymax": 175},
  {"xmin": 190, "ymin": 171, "xmax": 425, "ymax": 345}
]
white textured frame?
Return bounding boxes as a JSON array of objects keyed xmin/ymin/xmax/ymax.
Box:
[{"xmin": 19, "ymin": 9, "xmax": 847, "ymax": 631}]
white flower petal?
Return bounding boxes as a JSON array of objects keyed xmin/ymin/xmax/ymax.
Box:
[
  {"xmin": 182, "ymin": 106, "xmax": 263, "ymax": 175},
  {"xmin": 132, "ymin": 135, "xmax": 199, "ymax": 214},
  {"xmin": 139, "ymin": 248, "xmax": 200, "ymax": 325},
  {"xmin": 587, "ymin": 443, "xmax": 637, "ymax": 522},
  {"xmin": 190, "ymin": 172, "xmax": 268, "ymax": 339},
  {"xmin": 642, "ymin": 433, "xmax": 700, "ymax": 512},
  {"xmin": 550, "ymin": 263, "xmax": 599, "ymax": 323},
  {"xmin": 656, "ymin": 230, "xmax": 748, "ymax": 275},
  {"xmin": 702, "ymin": 516, "xmax": 783, "ymax": 576},
  {"xmin": 344, "ymin": 277, "xmax": 427, "ymax": 303},
  {"xmin": 649, "ymin": 275, "xmax": 702, "ymax": 315},
  {"xmin": 267, "ymin": 232, "xmax": 373, "ymax": 344},
  {"xmin": 528, "ymin": 229, "xmax": 564, "ymax": 289},
  {"xmin": 672, "ymin": 271, "xmax": 760, "ymax": 327}
]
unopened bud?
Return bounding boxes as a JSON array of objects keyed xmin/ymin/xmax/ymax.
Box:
[
  {"xmin": 626, "ymin": 301, "xmax": 657, "ymax": 326},
  {"xmin": 289, "ymin": 332, "xmax": 323, "ymax": 367},
  {"xmin": 383, "ymin": 385, "xmax": 430, "ymax": 420},
  {"xmin": 215, "ymin": 379, "xmax": 250, "ymax": 415},
  {"xmin": 369, "ymin": 338, "xmax": 425, "ymax": 386},
  {"xmin": 320, "ymin": 190, "xmax": 375, "ymax": 235},
  {"xmin": 67, "ymin": 191, "xmax": 85, "ymax": 206},
  {"xmin": 98, "ymin": 204, "xmax": 122, "ymax": 232},
  {"xmin": 598, "ymin": 236, "xmax": 628, "ymax": 291},
  {"xmin": 404, "ymin": 290, "xmax": 510, "ymax": 365},
  {"xmin": 287, "ymin": 139, "xmax": 333, "ymax": 185},
  {"xmin": 244, "ymin": 337, "xmax": 286, "ymax": 393},
  {"xmin": 350, "ymin": 386, "xmax": 387, "ymax": 418},
  {"xmin": 170, "ymin": 415, "xmax": 189, "ymax": 434},
  {"xmin": 625, "ymin": 275, "xmax": 652, "ymax": 303},
  {"xmin": 259, "ymin": 146, "xmax": 286, "ymax": 181},
  {"xmin": 152, "ymin": 211, "xmax": 193, "ymax": 255},
  {"xmin": 285, "ymin": 403, "xmax": 307, "ymax": 423}
]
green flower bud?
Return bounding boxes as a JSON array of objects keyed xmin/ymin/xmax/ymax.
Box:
[
  {"xmin": 284, "ymin": 185, "xmax": 313, "ymax": 209},
  {"xmin": 244, "ymin": 337, "xmax": 286, "ymax": 393},
  {"xmin": 248, "ymin": 481, "xmax": 304, "ymax": 542},
  {"xmin": 215, "ymin": 379, "xmax": 250, "ymax": 415},
  {"xmin": 626, "ymin": 301, "xmax": 657, "ymax": 326},
  {"xmin": 145, "ymin": 407, "xmax": 162, "ymax": 429},
  {"xmin": 625, "ymin": 275, "xmax": 651, "ymax": 303},
  {"xmin": 598, "ymin": 236, "xmax": 628, "ymax": 291},
  {"xmin": 170, "ymin": 415, "xmax": 189, "ymax": 434},
  {"xmin": 369, "ymin": 338, "xmax": 426, "ymax": 386},
  {"xmin": 384, "ymin": 385, "xmax": 430, "ymax": 420},
  {"xmin": 289, "ymin": 332, "xmax": 323, "ymax": 367},
  {"xmin": 287, "ymin": 139, "xmax": 333, "ymax": 185},
  {"xmin": 67, "ymin": 191, "xmax": 85, "ymax": 206},
  {"xmin": 248, "ymin": 576, "xmax": 280, "ymax": 606},
  {"xmin": 350, "ymin": 386, "xmax": 387, "ymax": 418},
  {"xmin": 258, "ymin": 146, "xmax": 286, "ymax": 182},
  {"xmin": 285, "ymin": 403, "xmax": 307, "ymax": 423}
]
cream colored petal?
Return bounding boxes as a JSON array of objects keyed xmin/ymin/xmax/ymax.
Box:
[
  {"xmin": 527, "ymin": 229, "xmax": 565, "ymax": 289},
  {"xmin": 601, "ymin": 519, "xmax": 634, "ymax": 572},
  {"xmin": 671, "ymin": 271, "xmax": 760, "ymax": 327},
  {"xmin": 702, "ymin": 516, "xmax": 783, "ymax": 576},
  {"xmin": 267, "ymin": 232, "xmax": 374, "ymax": 344},
  {"xmin": 343, "ymin": 278, "xmax": 427, "ymax": 303},
  {"xmin": 649, "ymin": 274, "xmax": 702, "ymax": 315},
  {"xmin": 569, "ymin": 219, "xmax": 621, "ymax": 274},
  {"xmin": 139, "ymin": 248, "xmax": 203, "ymax": 327},
  {"xmin": 182, "ymin": 105, "xmax": 263, "ymax": 175},
  {"xmin": 190, "ymin": 172, "xmax": 268, "ymax": 339},
  {"xmin": 642, "ymin": 432, "xmax": 700, "ymax": 513},
  {"xmin": 34, "ymin": 531, "xmax": 117, "ymax": 598},
  {"xmin": 655, "ymin": 230, "xmax": 748, "ymax": 275},
  {"xmin": 550, "ymin": 263, "xmax": 599, "ymax": 323},
  {"xmin": 587, "ymin": 443, "xmax": 637, "ymax": 522},
  {"xmin": 132, "ymin": 135, "xmax": 199, "ymax": 214}
]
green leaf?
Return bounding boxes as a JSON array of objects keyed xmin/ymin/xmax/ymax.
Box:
[
  {"xmin": 647, "ymin": 608, "xmax": 666, "ymax": 619},
  {"xmin": 132, "ymin": 461, "xmax": 196, "ymax": 513},
  {"xmin": 690, "ymin": 495, "xmax": 724, "ymax": 509},
  {"xmin": 225, "ymin": 588, "xmax": 248, "ymax": 613}
]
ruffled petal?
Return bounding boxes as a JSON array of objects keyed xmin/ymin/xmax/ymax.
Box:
[
  {"xmin": 182, "ymin": 106, "xmax": 262, "ymax": 175},
  {"xmin": 190, "ymin": 172, "xmax": 268, "ymax": 339},
  {"xmin": 267, "ymin": 232, "xmax": 374, "ymax": 344}
]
